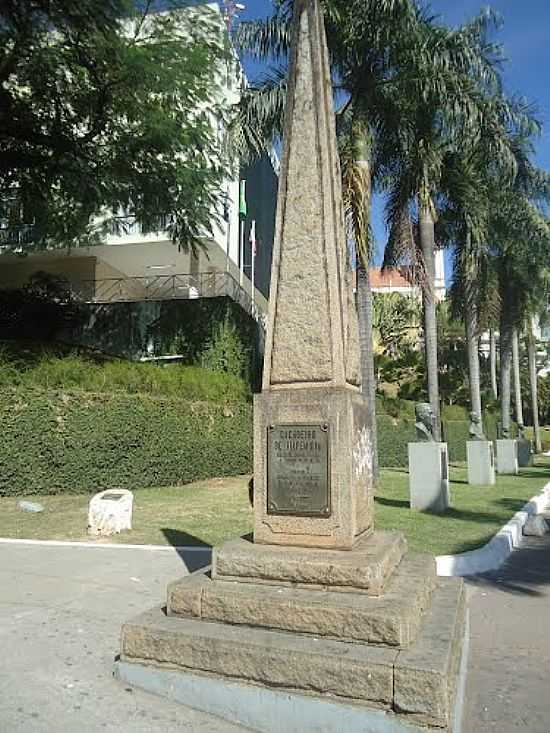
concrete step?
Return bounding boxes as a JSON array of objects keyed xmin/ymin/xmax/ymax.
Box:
[
  {"xmin": 212, "ymin": 531, "xmax": 407, "ymax": 596},
  {"xmin": 120, "ymin": 577, "xmax": 466, "ymax": 732},
  {"xmin": 167, "ymin": 552, "xmax": 436, "ymax": 648}
]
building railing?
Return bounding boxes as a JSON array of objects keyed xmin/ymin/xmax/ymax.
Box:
[
  {"xmin": 0, "ymin": 224, "xmax": 36, "ymax": 247},
  {"xmin": 106, "ymin": 215, "xmax": 172, "ymax": 237},
  {"xmin": 69, "ymin": 271, "xmax": 266, "ymax": 326}
]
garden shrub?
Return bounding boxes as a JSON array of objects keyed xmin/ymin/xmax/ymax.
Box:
[
  {"xmin": 0, "ymin": 346, "xmax": 250, "ymax": 402},
  {"xmin": 0, "ymin": 388, "xmax": 253, "ymax": 496}
]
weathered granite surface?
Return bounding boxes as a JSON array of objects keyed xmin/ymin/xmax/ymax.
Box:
[
  {"xmin": 212, "ymin": 531, "xmax": 407, "ymax": 595},
  {"xmin": 168, "ymin": 553, "xmax": 436, "ymax": 647},
  {"xmin": 394, "ymin": 579, "xmax": 465, "ymax": 729},
  {"xmin": 251, "ymin": 0, "xmax": 374, "ymax": 550},
  {"xmin": 262, "ymin": 0, "xmax": 359, "ymax": 390},
  {"xmin": 254, "ymin": 387, "xmax": 374, "ymax": 549},
  {"xmin": 121, "ymin": 577, "xmax": 466, "ymax": 730},
  {"xmin": 122, "ymin": 609, "xmax": 397, "ymax": 709}
]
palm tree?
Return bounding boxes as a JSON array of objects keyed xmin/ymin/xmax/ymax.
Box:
[
  {"xmin": 489, "ymin": 191, "xmax": 550, "ymax": 436},
  {"xmin": 233, "ymin": 1, "xmax": 527, "ymax": 449},
  {"xmin": 512, "ymin": 329, "xmax": 524, "ymax": 427},
  {"xmin": 380, "ymin": 15, "xmax": 503, "ymax": 440},
  {"xmin": 489, "ymin": 329, "xmax": 498, "ymax": 400}
]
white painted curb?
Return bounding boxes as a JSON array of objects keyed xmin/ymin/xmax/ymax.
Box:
[
  {"xmin": 436, "ymin": 481, "xmax": 550, "ymax": 577},
  {"xmin": 0, "ymin": 537, "xmax": 211, "ymax": 552}
]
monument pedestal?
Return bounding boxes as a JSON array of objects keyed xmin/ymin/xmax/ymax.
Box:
[
  {"xmin": 517, "ymin": 439, "xmax": 533, "ymax": 467},
  {"xmin": 408, "ymin": 443, "xmax": 450, "ymax": 513},
  {"xmin": 253, "ymin": 387, "xmax": 373, "ymax": 550},
  {"xmin": 496, "ymin": 439, "xmax": 518, "ymax": 474},
  {"xmin": 466, "ymin": 441, "xmax": 496, "ymax": 486},
  {"xmin": 118, "ymin": 1, "xmax": 466, "ymax": 730},
  {"xmin": 119, "ymin": 532, "xmax": 467, "ymax": 732}
]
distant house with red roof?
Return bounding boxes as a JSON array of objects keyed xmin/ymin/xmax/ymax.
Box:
[{"xmin": 367, "ymin": 250, "xmax": 446, "ymax": 302}]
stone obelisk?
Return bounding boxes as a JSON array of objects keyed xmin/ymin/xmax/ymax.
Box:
[
  {"xmin": 253, "ymin": 0, "xmax": 374, "ymax": 550},
  {"xmin": 118, "ymin": 5, "xmax": 468, "ymax": 730}
]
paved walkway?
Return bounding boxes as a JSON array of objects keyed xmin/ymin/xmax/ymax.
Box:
[
  {"xmin": 464, "ymin": 529, "xmax": 550, "ymax": 733},
  {"xmin": 1, "ymin": 533, "xmax": 550, "ymax": 732},
  {"xmin": 0, "ymin": 542, "xmax": 242, "ymax": 732}
]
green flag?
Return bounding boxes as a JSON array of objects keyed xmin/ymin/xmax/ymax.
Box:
[{"xmin": 239, "ymin": 180, "xmax": 247, "ymax": 218}]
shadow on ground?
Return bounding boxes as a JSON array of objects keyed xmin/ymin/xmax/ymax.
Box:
[
  {"xmin": 161, "ymin": 528, "xmax": 212, "ymax": 572},
  {"xmin": 467, "ymin": 537, "xmax": 550, "ymax": 597}
]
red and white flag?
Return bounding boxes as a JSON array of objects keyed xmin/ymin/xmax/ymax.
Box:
[{"xmin": 249, "ymin": 220, "xmax": 257, "ymax": 256}]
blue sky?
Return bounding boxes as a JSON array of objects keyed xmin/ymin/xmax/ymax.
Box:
[{"xmin": 235, "ymin": 1, "xmax": 550, "ymax": 274}]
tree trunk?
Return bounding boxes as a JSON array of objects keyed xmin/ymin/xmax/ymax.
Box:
[
  {"xmin": 419, "ymin": 204, "xmax": 441, "ymax": 441},
  {"xmin": 526, "ymin": 320, "xmax": 542, "ymax": 453},
  {"xmin": 512, "ymin": 328, "xmax": 524, "ymax": 427},
  {"xmin": 490, "ymin": 329, "xmax": 498, "ymax": 400},
  {"xmin": 465, "ymin": 284, "xmax": 482, "ymax": 424},
  {"xmin": 499, "ymin": 310, "xmax": 513, "ymax": 438},
  {"xmin": 357, "ymin": 263, "xmax": 379, "ymax": 479}
]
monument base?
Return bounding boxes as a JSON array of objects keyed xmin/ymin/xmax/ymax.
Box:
[
  {"xmin": 466, "ymin": 441, "xmax": 496, "ymax": 486},
  {"xmin": 119, "ymin": 576, "xmax": 467, "ymax": 733},
  {"xmin": 496, "ymin": 439, "xmax": 518, "ymax": 474},
  {"xmin": 517, "ymin": 439, "xmax": 533, "ymax": 467},
  {"xmin": 212, "ymin": 530, "xmax": 406, "ymax": 595},
  {"xmin": 408, "ymin": 443, "xmax": 450, "ymax": 513}
]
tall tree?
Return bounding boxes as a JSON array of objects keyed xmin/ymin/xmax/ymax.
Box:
[
  {"xmin": 512, "ymin": 329, "xmax": 524, "ymax": 426},
  {"xmin": 0, "ymin": 0, "xmax": 230, "ymax": 251}
]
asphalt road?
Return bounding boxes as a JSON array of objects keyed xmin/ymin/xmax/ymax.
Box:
[
  {"xmin": 1, "ymin": 534, "xmax": 549, "ymax": 732},
  {"xmin": 0, "ymin": 541, "xmax": 242, "ymax": 732}
]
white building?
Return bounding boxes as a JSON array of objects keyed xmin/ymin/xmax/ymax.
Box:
[{"xmin": 0, "ymin": 2, "xmax": 277, "ymax": 327}]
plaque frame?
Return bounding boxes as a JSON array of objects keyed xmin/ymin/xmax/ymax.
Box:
[{"xmin": 266, "ymin": 423, "xmax": 331, "ymax": 518}]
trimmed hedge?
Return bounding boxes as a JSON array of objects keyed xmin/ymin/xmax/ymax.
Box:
[
  {"xmin": 0, "ymin": 387, "xmax": 514, "ymax": 496},
  {"xmin": 0, "ymin": 389, "xmax": 252, "ymax": 496},
  {"xmin": 376, "ymin": 407, "xmax": 504, "ymax": 467}
]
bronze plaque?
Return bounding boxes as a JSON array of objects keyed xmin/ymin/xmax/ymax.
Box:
[{"xmin": 267, "ymin": 424, "xmax": 330, "ymax": 517}]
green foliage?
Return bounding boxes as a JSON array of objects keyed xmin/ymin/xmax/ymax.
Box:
[
  {"xmin": 0, "ymin": 347, "xmax": 250, "ymax": 403},
  {"xmin": 200, "ymin": 315, "xmax": 251, "ymax": 380},
  {"xmin": 0, "ymin": 389, "xmax": 252, "ymax": 496},
  {"xmin": 0, "ymin": 272, "xmax": 85, "ymax": 340},
  {"xmin": 376, "ymin": 414, "xmax": 416, "ymax": 468},
  {"xmin": 0, "ymin": 1, "xmax": 231, "ymax": 251},
  {"xmin": 373, "ymin": 292, "xmax": 421, "ymax": 357},
  {"xmin": 376, "ymin": 397, "xmax": 500, "ymax": 466}
]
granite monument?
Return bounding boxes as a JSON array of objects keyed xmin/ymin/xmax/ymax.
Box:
[{"xmin": 118, "ymin": 3, "xmax": 467, "ymax": 730}]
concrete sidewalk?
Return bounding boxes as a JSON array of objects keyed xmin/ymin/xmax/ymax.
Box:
[
  {"xmin": 464, "ymin": 531, "xmax": 550, "ymax": 732},
  {"xmin": 2, "ymin": 534, "xmax": 550, "ymax": 732},
  {"xmin": 0, "ymin": 542, "xmax": 243, "ymax": 732}
]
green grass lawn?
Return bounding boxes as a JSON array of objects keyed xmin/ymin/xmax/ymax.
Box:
[{"xmin": 1, "ymin": 460, "xmax": 549, "ymax": 556}]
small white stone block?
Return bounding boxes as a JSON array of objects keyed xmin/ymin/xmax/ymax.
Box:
[
  {"xmin": 408, "ymin": 442, "xmax": 450, "ymax": 513},
  {"xmin": 88, "ymin": 489, "xmax": 133, "ymax": 536},
  {"xmin": 496, "ymin": 440, "xmax": 518, "ymax": 475},
  {"xmin": 467, "ymin": 441, "xmax": 496, "ymax": 486}
]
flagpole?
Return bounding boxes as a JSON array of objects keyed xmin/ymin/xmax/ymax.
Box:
[
  {"xmin": 239, "ymin": 220, "xmax": 244, "ymax": 288},
  {"xmin": 251, "ymin": 220, "xmax": 256, "ymax": 306},
  {"xmin": 238, "ymin": 180, "xmax": 247, "ymax": 289}
]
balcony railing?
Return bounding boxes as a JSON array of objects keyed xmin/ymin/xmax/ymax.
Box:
[
  {"xmin": 69, "ymin": 271, "xmax": 266, "ymax": 325},
  {"xmin": 106, "ymin": 215, "xmax": 172, "ymax": 237},
  {"xmin": 0, "ymin": 224, "xmax": 36, "ymax": 247}
]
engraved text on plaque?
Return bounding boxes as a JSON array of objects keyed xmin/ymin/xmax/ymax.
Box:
[{"xmin": 267, "ymin": 424, "xmax": 330, "ymax": 517}]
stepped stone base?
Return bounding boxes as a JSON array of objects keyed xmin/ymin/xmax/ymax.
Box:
[
  {"xmin": 212, "ymin": 530, "xmax": 407, "ymax": 595},
  {"xmin": 119, "ymin": 578, "xmax": 466, "ymax": 731},
  {"xmin": 167, "ymin": 552, "xmax": 436, "ymax": 647}
]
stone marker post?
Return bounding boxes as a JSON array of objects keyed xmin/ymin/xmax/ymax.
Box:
[
  {"xmin": 252, "ymin": 0, "xmax": 373, "ymax": 549},
  {"xmin": 118, "ymin": 4, "xmax": 468, "ymax": 730}
]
